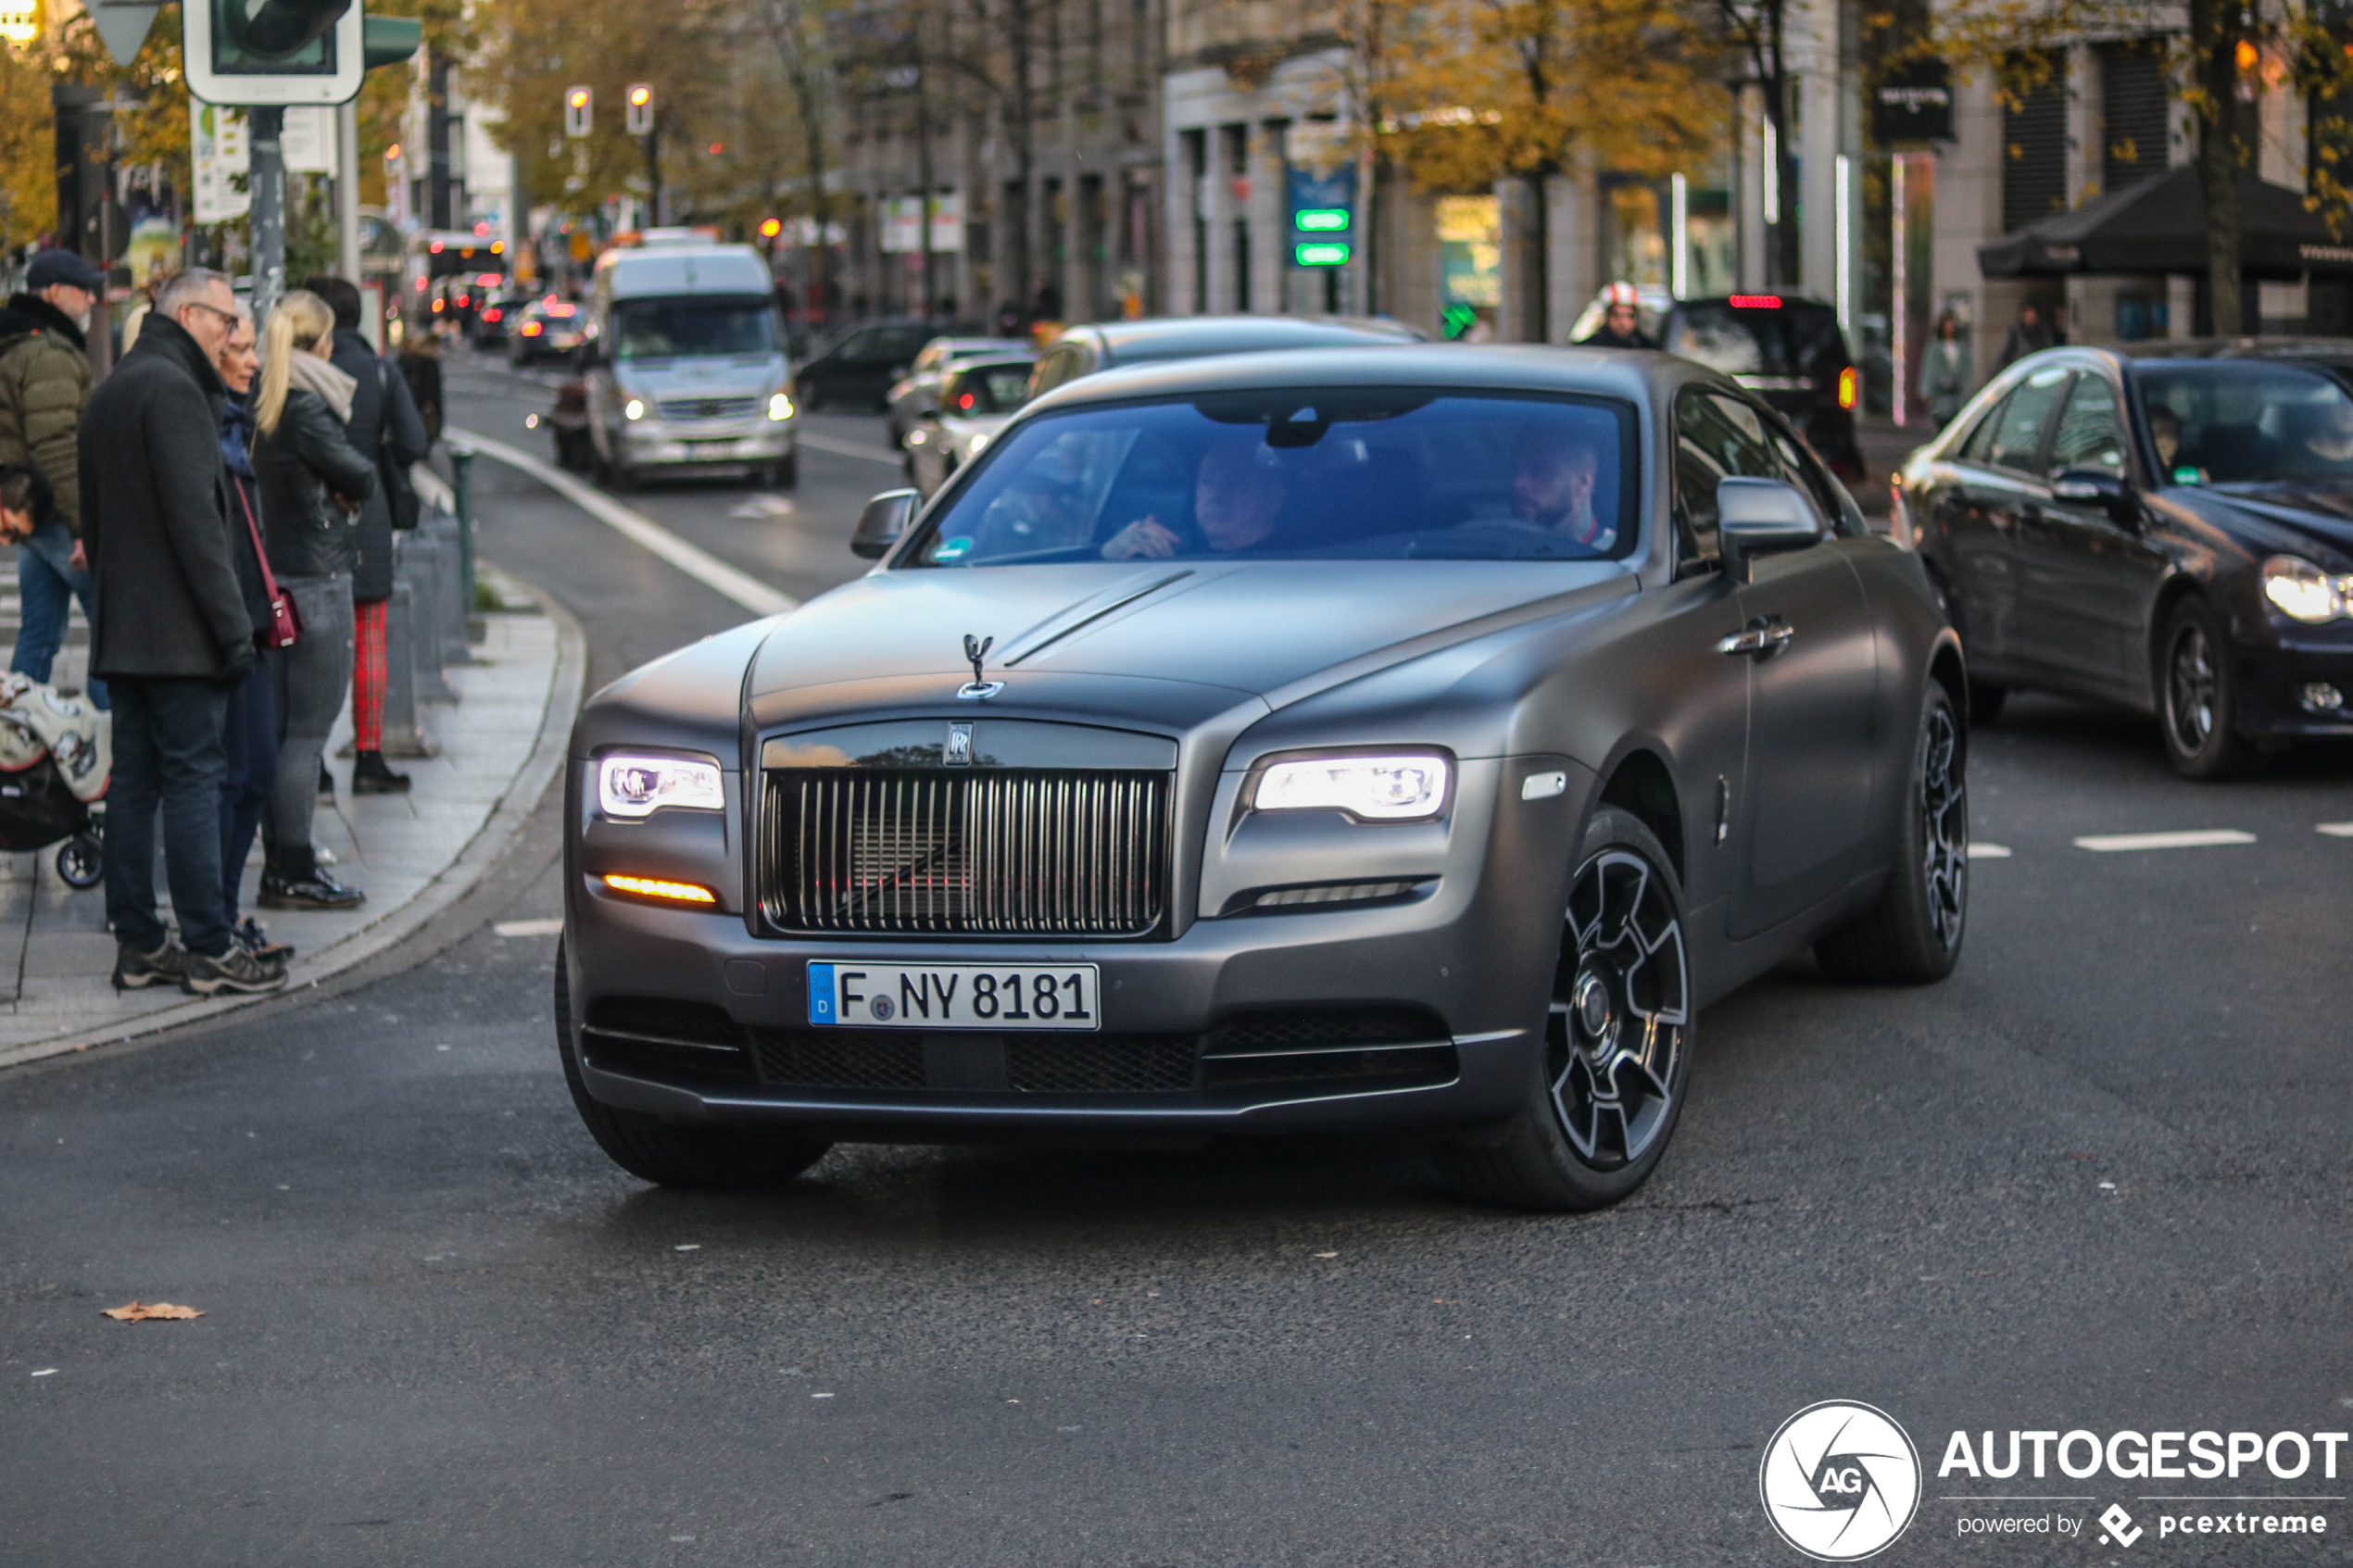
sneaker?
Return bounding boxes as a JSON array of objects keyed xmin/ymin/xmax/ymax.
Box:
[
  {"xmin": 352, "ymin": 750, "xmax": 412, "ymax": 795},
  {"xmin": 236, "ymin": 918, "xmax": 296, "ymax": 962},
  {"xmin": 112, "ymin": 939, "xmax": 190, "ymax": 991},
  {"xmin": 258, "ymin": 868, "xmax": 368, "ymax": 912},
  {"xmin": 182, "ymin": 944, "xmax": 290, "ymax": 996}
]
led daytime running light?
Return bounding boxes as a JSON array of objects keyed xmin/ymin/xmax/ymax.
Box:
[{"xmin": 603, "ymin": 874, "xmax": 718, "ymax": 905}]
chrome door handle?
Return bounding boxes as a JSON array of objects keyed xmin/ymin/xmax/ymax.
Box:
[{"xmin": 1717, "ymin": 621, "xmax": 1795, "ymax": 656}]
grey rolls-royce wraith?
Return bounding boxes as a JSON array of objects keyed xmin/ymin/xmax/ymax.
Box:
[{"xmin": 559, "ymin": 345, "xmax": 1969, "ymax": 1210}]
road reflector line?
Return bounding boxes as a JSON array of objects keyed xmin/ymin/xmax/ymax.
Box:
[
  {"xmin": 493, "ymin": 918, "xmax": 565, "ymax": 938},
  {"xmin": 446, "ymin": 426, "xmax": 799, "ymax": 619},
  {"xmin": 2072, "ymin": 829, "xmax": 2256, "ymax": 852},
  {"xmin": 2319, "ymin": 822, "xmax": 2353, "ymax": 838},
  {"xmin": 1967, "ymin": 843, "xmax": 2013, "ymax": 859},
  {"xmin": 796, "ymin": 430, "xmax": 903, "ymax": 465}
]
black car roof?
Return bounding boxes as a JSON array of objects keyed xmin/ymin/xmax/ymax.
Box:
[
  {"xmin": 1081, "ymin": 315, "xmax": 1425, "ymax": 365},
  {"xmin": 1025, "ymin": 342, "xmax": 1681, "ymax": 416},
  {"xmin": 2114, "ymin": 336, "xmax": 2353, "ymax": 363}
]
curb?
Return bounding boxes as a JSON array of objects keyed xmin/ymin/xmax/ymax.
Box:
[{"xmin": 0, "ymin": 572, "xmax": 586, "ymax": 1073}]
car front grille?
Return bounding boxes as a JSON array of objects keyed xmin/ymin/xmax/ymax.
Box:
[
  {"xmin": 660, "ymin": 395, "xmax": 760, "ymax": 421},
  {"xmin": 759, "ymin": 769, "xmax": 1169, "ymax": 937}
]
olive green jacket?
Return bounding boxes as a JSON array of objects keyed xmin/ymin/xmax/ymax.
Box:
[{"xmin": 0, "ymin": 293, "xmax": 95, "ymax": 533}]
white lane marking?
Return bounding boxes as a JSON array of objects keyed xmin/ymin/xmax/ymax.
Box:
[
  {"xmin": 730, "ymin": 495, "xmax": 797, "ymax": 519},
  {"xmin": 446, "ymin": 427, "xmax": 799, "ymax": 618},
  {"xmin": 2073, "ymin": 829, "xmax": 2257, "ymax": 852},
  {"xmin": 796, "ymin": 430, "xmax": 903, "ymax": 466},
  {"xmin": 2319, "ymin": 822, "xmax": 2353, "ymax": 838},
  {"xmin": 493, "ymin": 918, "xmax": 565, "ymax": 938},
  {"xmin": 1967, "ymin": 843, "xmax": 2012, "ymax": 859}
]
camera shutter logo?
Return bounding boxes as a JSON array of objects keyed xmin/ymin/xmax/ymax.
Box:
[{"xmin": 1759, "ymin": 1401, "xmax": 1922, "ymax": 1561}]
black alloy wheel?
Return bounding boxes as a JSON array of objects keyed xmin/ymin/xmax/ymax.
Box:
[
  {"xmin": 554, "ymin": 942, "xmax": 834, "ymax": 1188},
  {"xmin": 1818, "ymin": 681, "xmax": 1969, "ymax": 983},
  {"xmin": 1439, "ymin": 806, "xmax": 1692, "ymax": 1211},
  {"xmin": 2159, "ymin": 597, "xmax": 2257, "ymax": 780}
]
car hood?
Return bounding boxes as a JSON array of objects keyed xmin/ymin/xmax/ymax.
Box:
[
  {"xmin": 746, "ymin": 560, "xmax": 1629, "ymax": 730},
  {"xmin": 2189, "ymin": 481, "xmax": 2353, "ymax": 561}
]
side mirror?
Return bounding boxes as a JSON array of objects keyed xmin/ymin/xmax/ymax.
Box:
[
  {"xmin": 850, "ymin": 488, "xmax": 920, "ymax": 559},
  {"xmin": 2052, "ymin": 466, "xmax": 2134, "ymax": 520},
  {"xmin": 1717, "ymin": 477, "xmax": 1822, "ymax": 583}
]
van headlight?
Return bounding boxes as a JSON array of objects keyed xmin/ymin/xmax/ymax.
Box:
[
  {"xmin": 623, "ymin": 397, "xmax": 647, "ymax": 421},
  {"xmin": 598, "ymin": 754, "xmax": 724, "ymax": 818},
  {"xmin": 2261, "ymin": 555, "xmax": 2353, "ymax": 622},
  {"xmin": 1252, "ymin": 752, "xmax": 1451, "ymax": 822},
  {"xmin": 768, "ymin": 391, "xmax": 795, "ymax": 421}
]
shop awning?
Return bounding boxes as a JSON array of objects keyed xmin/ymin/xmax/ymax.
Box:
[{"xmin": 1977, "ymin": 165, "xmax": 2353, "ymax": 281}]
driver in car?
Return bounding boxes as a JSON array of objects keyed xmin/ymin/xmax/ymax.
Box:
[
  {"xmin": 1101, "ymin": 435, "xmax": 1288, "ymax": 559},
  {"xmin": 1507, "ymin": 428, "xmax": 1615, "ymax": 550}
]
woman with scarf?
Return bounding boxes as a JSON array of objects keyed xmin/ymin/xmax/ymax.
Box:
[{"xmin": 251, "ymin": 290, "xmax": 374, "ymax": 913}]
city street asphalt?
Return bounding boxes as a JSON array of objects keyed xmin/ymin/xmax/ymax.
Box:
[{"xmin": 3, "ymin": 350, "xmax": 2349, "ymax": 1566}]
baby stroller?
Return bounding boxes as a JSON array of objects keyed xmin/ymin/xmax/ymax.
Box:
[{"xmin": 0, "ymin": 674, "xmax": 108, "ymax": 888}]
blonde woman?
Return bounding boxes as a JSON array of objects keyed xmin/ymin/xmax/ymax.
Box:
[{"xmin": 250, "ymin": 288, "xmax": 375, "ymax": 913}]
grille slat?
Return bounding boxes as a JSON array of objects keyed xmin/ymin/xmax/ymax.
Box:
[{"xmin": 761, "ymin": 768, "xmax": 1168, "ymax": 936}]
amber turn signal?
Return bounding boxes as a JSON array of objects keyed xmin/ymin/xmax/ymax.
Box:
[{"xmin": 602, "ymin": 874, "xmax": 718, "ymax": 905}]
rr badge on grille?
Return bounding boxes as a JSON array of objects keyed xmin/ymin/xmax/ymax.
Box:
[{"xmin": 945, "ymin": 721, "xmax": 974, "ymax": 766}]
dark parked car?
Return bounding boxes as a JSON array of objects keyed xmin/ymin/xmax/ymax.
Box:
[
  {"xmin": 558, "ymin": 345, "xmax": 1968, "ymax": 1211},
  {"xmin": 1894, "ymin": 341, "xmax": 2353, "ymax": 777},
  {"xmin": 1662, "ymin": 295, "xmax": 1867, "ymax": 482},
  {"xmin": 794, "ymin": 320, "xmax": 953, "ymax": 411},
  {"xmin": 1027, "ymin": 315, "xmax": 1425, "ymax": 398}
]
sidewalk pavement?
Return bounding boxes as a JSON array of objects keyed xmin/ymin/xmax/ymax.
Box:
[{"xmin": 0, "ymin": 558, "xmax": 582, "ymax": 1072}]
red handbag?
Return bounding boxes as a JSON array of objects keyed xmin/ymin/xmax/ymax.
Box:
[{"xmin": 233, "ymin": 480, "xmax": 302, "ymax": 651}]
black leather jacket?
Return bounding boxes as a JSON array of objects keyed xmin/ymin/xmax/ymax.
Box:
[{"xmin": 254, "ymin": 385, "xmax": 375, "ymax": 581}]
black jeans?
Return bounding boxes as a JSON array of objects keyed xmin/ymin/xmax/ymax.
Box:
[
  {"xmin": 219, "ymin": 650, "xmax": 276, "ymax": 924},
  {"xmin": 105, "ymin": 674, "xmax": 233, "ymax": 959}
]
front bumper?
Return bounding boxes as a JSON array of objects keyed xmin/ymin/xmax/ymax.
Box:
[
  {"xmin": 2235, "ymin": 622, "xmax": 2353, "ymax": 738},
  {"xmin": 561, "ymin": 756, "xmax": 1595, "ymax": 1140},
  {"xmin": 619, "ymin": 424, "xmax": 795, "ymax": 469}
]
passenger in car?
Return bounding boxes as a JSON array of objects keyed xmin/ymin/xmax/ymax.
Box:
[
  {"xmin": 1101, "ymin": 435, "xmax": 1288, "ymax": 559},
  {"xmin": 1506, "ymin": 428, "xmax": 1615, "ymax": 550}
]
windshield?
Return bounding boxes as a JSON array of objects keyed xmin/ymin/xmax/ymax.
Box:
[
  {"xmin": 944, "ymin": 363, "xmax": 1035, "ymax": 417},
  {"xmin": 2136, "ymin": 362, "xmax": 2353, "ymax": 484},
  {"xmin": 611, "ymin": 295, "xmax": 776, "ymax": 361},
  {"xmin": 1666, "ymin": 302, "xmax": 1845, "ymax": 381},
  {"xmin": 902, "ymin": 390, "xmax": 1636, "ymax": 566}
]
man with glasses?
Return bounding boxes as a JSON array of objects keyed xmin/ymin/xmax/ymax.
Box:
[
  {"xmin": 79, "ymin": 267, "xmax": 287, "ymax": 997},
  {"xmin": 0, "ymin": 250, "xmax": 106, "ymax": 708}
]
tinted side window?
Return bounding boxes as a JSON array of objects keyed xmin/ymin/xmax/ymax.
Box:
[
  {"xmin": 2045, "ymin": 373, "xmax": 2127, "ymax": 477},
  {"xmin": 1985, "ymin": 365, "xmax": 2072, "ymax": 472},
  {"xmin": 1957, "ymin": 393, "xmax": 2010, "ymax": 463},
  {"xmin": 1766, "ymin": 426, "xmax": 1846, "ymax": 534},
  {"xmin": 1674, "ymin": 387, "xmax": 1784, "ymax": 563}
]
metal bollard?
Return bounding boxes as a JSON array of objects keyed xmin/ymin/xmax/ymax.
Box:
[
  {"xmin": 378, "ymin": 576, "xmax": 433, "ymax": 758},
  {"xmin": 428, "ymin": 513, "xmax": 471, "ymax": 667},
  {"xmin": 397, "ymin": 532, "xmax": 457, "ymax": 704},
  {"xmin": 446, "ymin": 442, "xmax": 480, "ymax": 642}
]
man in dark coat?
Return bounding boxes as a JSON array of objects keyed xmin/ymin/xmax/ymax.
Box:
[
  {"xmin": 0, "ymin": 249, "xmax": 105, "ymax": 706},
  {"xmin": 304, "ymin": 274, "xmax": 431, "ymax": 793},
  {"xmin": 79, "ymin": 267, "xmax": 286, "ymax": 996}
]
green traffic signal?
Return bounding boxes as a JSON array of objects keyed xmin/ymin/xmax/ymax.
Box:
[
  {"xmin": 1294, "ymin": 242, "xmax": 1349, "ymax": 268},
  {"xmin": 1294, "ymin": 208, "xmax": 1350, "ymax": 233}
]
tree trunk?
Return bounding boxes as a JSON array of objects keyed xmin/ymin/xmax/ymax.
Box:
[{"xmin": 2192, "ymin": 0, "xmax": 2246, "ymax": 333}]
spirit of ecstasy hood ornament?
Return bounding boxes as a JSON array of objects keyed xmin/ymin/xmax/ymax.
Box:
[{"xmin": 957, "ymin": 634, "xmax": 1003, "ymax": 700}]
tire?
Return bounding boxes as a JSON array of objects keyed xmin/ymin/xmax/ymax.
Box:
[
  {"xmin": 1816, "ymin": 682, "xmax": 1969, "ymax": 984},
  {"xmin": 1966, "ymin": 680, "xmax": 2007, "ymax": 725},
  {"xmin": 1437, "ymin": 806, "xmax": 1693, "ymax": 1212},
  {"xmin": 56, "ymin": 832, "xmax": 102, "ymax": 889},
  {"xmin": 2158, "ymin": 596, "xmax": 2259, "ymax": 780},
  {"xmin": 554, "ymin": 942, "xmax": 833, "ymax": 1188}
]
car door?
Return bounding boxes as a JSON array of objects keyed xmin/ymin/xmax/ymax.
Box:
[
  {"xmin": 1946, "ymin": 364, "xmax": 2073, "ymax": 673},
  {"xmin": 2013, "ymin": 369, "xmax": 2160, "ymax": 698},
  {"xmin": 1699, "ymin": 393, "xmax": 1881, "ymax": 939}
]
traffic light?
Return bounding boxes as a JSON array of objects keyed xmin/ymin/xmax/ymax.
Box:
[
  {"xmin": 185, "ymin": 0, "xmax": 364, "ymax": 105},
  {"xmin": 1286, "ymin": 163, "xmax": 1356, "ymax": 270},
  {"xmin": 565, "ymin": 85, "xmax": 593, "ymax": 138},
  {"xmin": 625, "ymin": 83, "xmax": 654, "ymax": 136}
]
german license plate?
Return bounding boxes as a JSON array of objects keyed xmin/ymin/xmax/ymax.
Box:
[{"xmin": 806, "ymin": 962, "xmax": 1100, "ymax": 1030}]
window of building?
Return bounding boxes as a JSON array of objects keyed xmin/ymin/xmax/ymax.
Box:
[
  {"xmin": 2002, "ymin": 51, "xmax": 2068, "ymax": 232},
  {"xmin": 2101, "ymin": 41, "xmax": 2170, "ymax": 194}
]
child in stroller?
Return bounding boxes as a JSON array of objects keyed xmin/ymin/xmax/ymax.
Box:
[{"xmin": 0, "ymin": 466, "xmax": 107, "ymax": 886}]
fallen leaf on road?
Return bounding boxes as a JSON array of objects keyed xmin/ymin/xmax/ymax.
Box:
[{"xmin": 101, "ymin": 1301, "xmax": 205, "ymax": 1322}]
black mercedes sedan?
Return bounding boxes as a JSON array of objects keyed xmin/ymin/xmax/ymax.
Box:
[
  {"xmin": 559, "ymin": 345, "xmax": 1968, "ymax": 1211},
  {"xmin": 1894, "ymin": 341, "xmax": 2353, "ymax": 777}
]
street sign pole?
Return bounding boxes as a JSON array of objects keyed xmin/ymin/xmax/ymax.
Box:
[{"xmin": 251, "ymin": 106, "xmax": 286, "ymax": 323}]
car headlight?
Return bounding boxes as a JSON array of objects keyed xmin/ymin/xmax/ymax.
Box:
[
  {"xmin": 623, "ymin": 397, "xmax": 646, "ymax": 421},
  {"xmin": 2261, "ymin": 555, "xmax": 2353, "ymax": 623},
  {"xmin": 768, "ymin": 391, "xmax": 794, "ymax": 421},
  {"xmin": 598, "ymin": 753, "xmax": 724, "ymax": 818},
  {"xmin": 1252, "ymin": 753, "xmax": 1451, "ymax": 822},
  {"xmin": 967, "ymin": 432, "xmax": 991, "ymax": 455}
]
